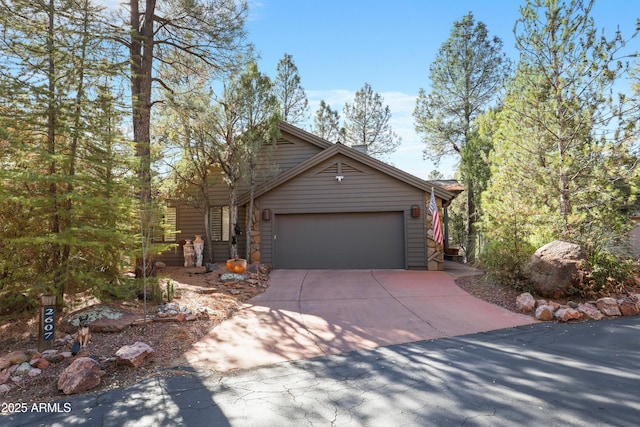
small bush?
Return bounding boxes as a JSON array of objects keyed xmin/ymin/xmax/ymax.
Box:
[
  {"xmin": 95, "ymin": 276, "xmax": 139, "ymax": 301},
  {"xmin": 0, "ymin": 292, "xmax": 36, "ymax": 315},
  {"xmin": 575, "ymin": 249, "xmax": 635, "ymax": 299},
  {"xmin": 479, "ymin": 239, "xmax": 536, "ymax": 291},
  {"xmin": 166, "ymin": 279, "xmax": 177, "ymax": 302}
]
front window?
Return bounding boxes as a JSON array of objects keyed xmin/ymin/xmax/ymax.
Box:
[
  {"xmin": 211, "ymin": 206, "xmax": 230, "ymax": 241},
  {"xmin": 154, "ymin": 206, "xmax": 177, "ymax": 243}
]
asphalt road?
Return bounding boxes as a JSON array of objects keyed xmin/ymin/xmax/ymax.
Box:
[{"xmin": 5, "ymin": 316, "xmax": 640, "ymax": 426}]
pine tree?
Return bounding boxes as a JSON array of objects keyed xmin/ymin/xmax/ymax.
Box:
[
  {"xmin": 0, "ymin": 0, "xmax": 135, "ymax": 305},
  {"xmin": 195, "ymin": 62, "xmax": 278, "ymax": 259},
  {"xmin": 313, "ymin": 100, "xmax": 343, "ymax": 142},
  {"xmin": 482, "ymin": 0, "xmax": 640, "ymax": 254},
  {"xmin": 154, "ymin": 50, "xmax": 219, "ymax": 264},
  {"xmin": 414, "ymin": 12, "xmax": 511, "ymax": 262},
  {"xmin": 119, "ymin": 0, "xmax": 249, "ymax": 275},
  {"xmin": 343, "ymin": 82, "xmax": 401, "ymax": 158},
  {"xmin": 274, "ymin": 53, "xmax": 308, "ymax": 125},
  {"xmin": 234, "ymin": 64, "xmax": 281, "ymax": 261}
]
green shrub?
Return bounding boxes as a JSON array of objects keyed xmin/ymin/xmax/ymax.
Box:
[
  {"xmin": 95, "ymin": 276, "xmax": 139, "ymax": 300},
  {"xmin": 576, "ymin": 248, "xmax": 635, "ymax": 298},
  {"xmin": 479, "ymin": 239, "xmax": 536, "ymax": 291},
  {"xmin": 163, "ymin": 278, "xmax": 177, "ymax": 302},
  {"xmin": 0, "ymin": 292, "xmax": 36, "ymax": 315}
]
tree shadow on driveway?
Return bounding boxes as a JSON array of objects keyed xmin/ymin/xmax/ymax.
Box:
[
  {"xmin": 9, "ymin": 317, "xmax": 640, "ymax": 426},
  {"xmin": 205, "ymin": 316, "xmax": 640, "ymax": 425}
]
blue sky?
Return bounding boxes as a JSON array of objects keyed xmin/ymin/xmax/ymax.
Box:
[
  {"xmin": 245, "ymin": 0, "xmax": 640, "ymax": 178},
  {"xmin": 97, "ymin": 0, "xmax": 639, "ymax": 178}
]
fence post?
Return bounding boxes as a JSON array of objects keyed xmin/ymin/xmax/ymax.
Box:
[{"xmin": 38, "ymin": 295, "xmax": 56, "ymax": 352}]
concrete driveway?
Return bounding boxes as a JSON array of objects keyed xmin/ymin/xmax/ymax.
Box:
[{"xmin": 183, "ymin": 267, "xmax": 536, "ymax": 372}]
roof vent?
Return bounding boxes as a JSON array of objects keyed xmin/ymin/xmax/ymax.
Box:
[{"xmin": 352, "ymin": 144, "xmax": 368, "ymax": 155}]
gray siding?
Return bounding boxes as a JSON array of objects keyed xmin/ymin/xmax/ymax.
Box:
[
  {"xmin": 271, "ymin": 133, "xmax": 324, "ymax": 172},
  {"xmin": 157, "ymin": 128, "xmax": 323, "ymax": 266},
  {"xmin": 258, "ymin": 154, "xmax": 427, "ymax": 269}
]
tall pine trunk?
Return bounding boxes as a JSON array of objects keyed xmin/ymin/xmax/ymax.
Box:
[
  {"xmin": 245, "ymin": 170, "xmax": 256, "ymax": 262},
  {"xmin": 131, "ymin": 0, "xmax": 156, "ymax": 277},
  {"xmin": 466, "ymin": 182, "xmax": 476, "ymax": 263}
]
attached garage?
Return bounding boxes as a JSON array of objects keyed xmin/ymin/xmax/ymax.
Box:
[
  {"xmin": 274, "ymin": 212, "xmax": 405, "ymax": 269},
  {"xmin": 233, "ymin": 123, "xmax": 457, "ymax": 271},
  {"xmin": 158, "ymin": 122, "xmax": 458, "ymax": 270}
]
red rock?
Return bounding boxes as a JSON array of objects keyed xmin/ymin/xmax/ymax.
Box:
[
  {"xmin": 0, "ymin": 351, "xmax": 29, "ymax": 370},
  {"xmin": 45, "ymin": 353, "xmax": 65, "ymax": 363},
  {"xmin": 535, "ymin": 305, "xmax": 555, "ymax": 321},
  {"xmin": 176, "ymin": 313, "xmax": 186, "ymax": 322},
  {"xmin": 618, "ymin": 297, "xmax": 640, "ymax": 316},
  {"xmin": 596, "ymin": 297, "xmax": 621, "ymax": 316},
  {"xmin": 516, "ymin": 293, "xmax": 536, "ymax": 313},
  {"xmin": 115, "ymin": 342, "xmax": 154, "ymax": 368},
  {"xmin": 30, "ymin": 357, "xmax": 50, "ymax": 370},
  {"xmin": 0, "ymin": 369, "xmax": 10, "ymax": 385},
  {"xmin": 577, "ymin": 303, "xmax": 604, "ymax": 320},
  {"xmin": 554, "ymin": 307, "xmax": 582, "ymax": 322},
  {"xmin": 57, "ymin": 357, "xmax": 101, "ymax": 395}
]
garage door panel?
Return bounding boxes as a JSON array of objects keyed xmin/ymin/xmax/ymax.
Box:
[{"xmin": 275, "ymin": 212, "xmax": 404, "ymax": 269}]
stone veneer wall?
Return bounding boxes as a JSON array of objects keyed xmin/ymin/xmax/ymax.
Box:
[
  {"xmin": 426, "ymin": 196, "xmax": 445, "ymax": 271},
  {"xmin": 248, "ymin": 204, "xmax": 261, "ymax": 264}
]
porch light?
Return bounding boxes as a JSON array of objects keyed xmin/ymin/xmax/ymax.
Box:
[
  {"xmin": 410, "ymin": 205, "xmax": 420, "ymax": 218},
  {"xmin": 262, "ymin": 209, "xmax": 271, "ymax": 221}
]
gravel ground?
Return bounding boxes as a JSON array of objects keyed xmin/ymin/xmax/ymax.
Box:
[
  {"xmin": 454, "ymin": 274, "xmax": 522, "ymax": 313},
  {"xmin": 0, "ymin": 266, "xmax": 265, "ymax": 406}
]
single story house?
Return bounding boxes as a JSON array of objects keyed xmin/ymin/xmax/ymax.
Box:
[{"xmin": 156, "ymin": 121, "xmax": 459, "ymax": 270}]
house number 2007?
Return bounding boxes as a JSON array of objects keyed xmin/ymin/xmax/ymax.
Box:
[{"xmin": 43, "ymin": 306, "xmax": 55, "ymax": 341}]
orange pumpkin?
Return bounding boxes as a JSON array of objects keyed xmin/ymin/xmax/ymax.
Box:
[{"xmin": 226, "ymin": 258, "xmax": 247, "ymax": 274}]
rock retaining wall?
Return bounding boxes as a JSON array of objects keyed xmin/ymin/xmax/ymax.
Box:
[{"xmin": 516, "ymin": 292, "xmax": 640, "ymax": 322}]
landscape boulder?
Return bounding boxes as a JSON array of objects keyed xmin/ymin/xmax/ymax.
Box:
[
  {"xmin": 554, "ymin": 307, "xmax": 582, "ymax": 322},
  {"xmin": 115, "ymin": 342, "xmax": 154, "ymax": 368},
  {"xmin": 529, "ymin": 241, "xmax": 587, "ymax": 298},
  {"xmin": 57, "ymin": 357, "xmax": 101, "ymax": 395},
  {"xmin": 535, "ymin": 305, "xmax": 555, "ymax": 321},
  {"xmin": 0, "ymin": 350, "xmax": 29, "ymax": 370},
  {"xmin": 64, "ymin": 305, "xmax": 138, "ymax": 333},
  {"xmin": 618, "ymin": 296, "xmax": 640, "ymax": 317},
  {"xmin": 577, "ymin": 303, "xmax": 604, "ymax": 320},
  {"xmin": 516, "ymin": 293, "xmax": 536, "ymax": 313},
  {"xmin": 596, "ymin": 297, "xmax": 621, "ymax": 317}
]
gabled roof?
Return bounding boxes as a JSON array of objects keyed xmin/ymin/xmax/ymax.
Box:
[
  {"xmin": 278, "ymin": 121, "xmax": 334, "ymax": 150},
  {"xmin": 239, "ymin": 123, "xmax": 455, "ymax": 205},
  {"xmin": 431, "ymin": 179, "xmax": 465, "ymax": 194}
]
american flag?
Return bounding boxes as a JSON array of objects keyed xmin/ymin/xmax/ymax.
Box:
[{"xmin": 429, "ymin": 188, "xmax": 443, "ymax": 245}]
